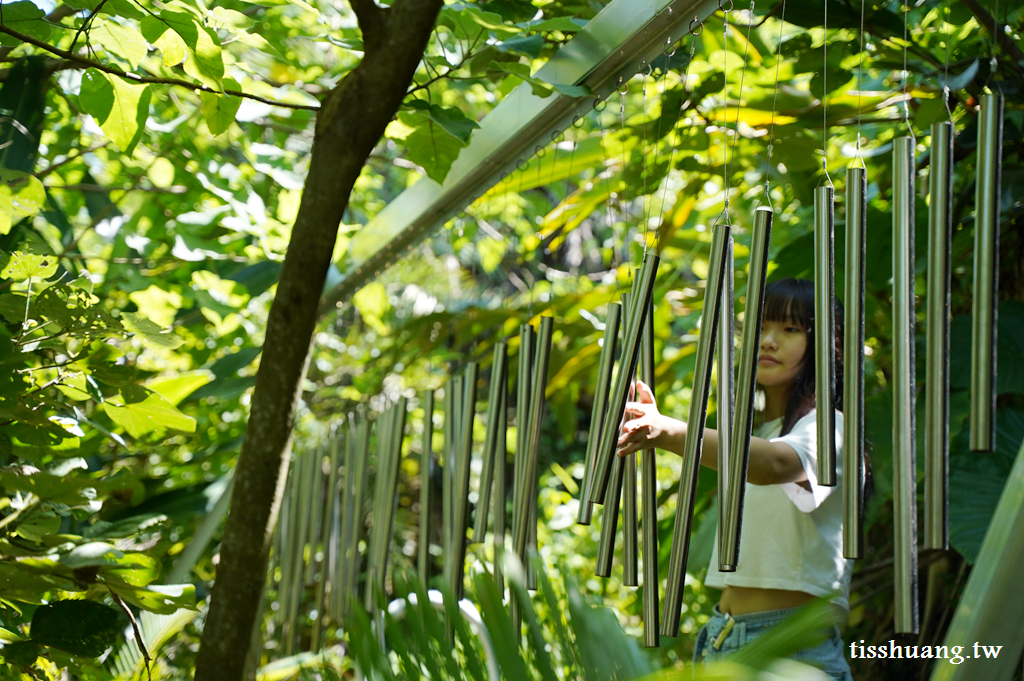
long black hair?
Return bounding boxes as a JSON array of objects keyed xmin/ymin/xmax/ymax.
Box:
[{"xmin": 760, "ymin": 278, "xmax": 844, "ymax": 436}]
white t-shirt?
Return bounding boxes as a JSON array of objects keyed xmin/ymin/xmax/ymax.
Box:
[{"xmin": 705, "ymin": 409, "xmax": 854, "ymax": 611}]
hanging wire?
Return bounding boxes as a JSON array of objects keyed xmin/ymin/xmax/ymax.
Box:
[
  {"xmin": 619, "ymin": 79, "xmax": 630, "ymax": 265},
  {"xmin": 821, "ymin": 0, "xmax": 834, "ymax": 187},
  {"xmin": 856, "ymin": 0, "xmax": 866, "ymax": 164},
  {"xmin": 720, "ymin": 0, "xmax": 733, "ymax": 220},
  {"xmin": 656, "ymin": 21, "xmax": 703, "ymax": 250},
  {"xmin": 901, "ymin": 0, "xmax": 910, "ymax": 126},
  {"xmin": 943, "ymin": 0, "xmax": 953, "ymax": 121},
  {"xmin": 763, "ymin": 0, "xmax": 787, "ymax": 205},
  {"xmin": 641, "ymin": 62, "xmax": 651, "ymax": 252},
  {"xmin": 726, "ymin": 0, "xmax": 757, "ymax": 191}
]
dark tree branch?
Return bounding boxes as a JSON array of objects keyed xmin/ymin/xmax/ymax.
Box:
[
  {"xmin": 959, "ymin": 0, "xmax": 1024, "ymax": 67},
  {"xmin": 349, "ymin": 0, "xmax": 387, "ymax": 53},
  {"xmin": 192, "ymin": 0, "xmax": 444, "ymax": 678},
  {"xmin": 0, "ymin": 25, "xmax": 319, "ymax": 111}
]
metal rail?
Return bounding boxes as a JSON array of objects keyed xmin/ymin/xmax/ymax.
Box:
[{"xmin": 318, "ymin": 0, "xmax": 718, "ymax": 315}]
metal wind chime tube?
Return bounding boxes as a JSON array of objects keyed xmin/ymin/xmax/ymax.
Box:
[
  {"xmin": 333, "ymin": 427, "xmax": 353, "ymax": 623},
  {"xmin": 925, "ymin": 121, "xmax": 953, "ymax": 551},
  {"xmin": 716, "ymin": 235, "xmax": 735, "ymax": 570},
  {"xmin": 342, "ymin": 418, "xmax": 370, "ymax": 622},
  {"xmin": 893, "ymin": 135, "xmax": 919, "ymax": 635},
  {"xmin": 625, "ymin": 289, "xmax": 644, "ymax": 586},
  {"xmin": 639, "ymin": 291, "xmax": 659, "ymax": 648},
  {"xmin": 419, "ymin": 390, "xmax": 435, "ymax": 585},
  {"xmin": 442, "ymin": 376, "xmax": 460, "ymax": 587},
  {"xmin": 365, "ymin": 405, "xmax": 392, "ymax": 615},
  {"xmin": 316, "ymin": 434, "xmax": 342, "ymax": 631},
  {"xmin": 475, "ymin": 344, "xmax": 509, "ymax": 541},
  {"xmin": 843, "ymin": 167, "xmax": 867, "ymax": 559},
  {"xmin": 305, "ymin": 449, "xmax": 325, "ymax": 586},
  {"xmin": 451, "ymin": 363, "xmax": 479, "ymax": 601},
  {"xmin": 970, "ymin": 92, "xmax": 1003, "ymax": 453},
  {"xmin": 721, "ymin": 205, "xmax": 773, "ymax": 571},
  {"xmin": 514, "ymin": 317, "xmax": 554, "ymax": 576},
  {"xmin": 577, "ymin": 302, "xmax": 623, "ymax": 525},
  {"xmin": 588, "ymin": 252, "xmax": 661, "ymax": 505},
  {"xmin": 814, "ymin": 185, "xmax": 838, "ymax": 487},
  {"xmin": 661, "ymin": 218, "xmax": 730, "ymax": 638},
  {"xmin": 494, "ymin": 379, "xmax": 508, "ymax": 596},
  {"xmin": 596, "ymin": 293, "xmax": 631, "ymax": 579},
  {"xmin": 369, "ymin": 399, "xmax": 409, "ymax": 633},
  {"xmin": 510, "ymin": 323, "xmax": 535, "ymax": 635}
]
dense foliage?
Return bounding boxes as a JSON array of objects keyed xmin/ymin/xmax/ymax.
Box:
[{"xmin": 1, "ymin": 0, "xmax": 1022, "ymax": 678}]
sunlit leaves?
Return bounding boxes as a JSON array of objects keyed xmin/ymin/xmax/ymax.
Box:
[
  {"xmin": 201, "ymin": 79, "xmax": 243, "ymax": 135},
  {"xmin": 121, "ymin": 313, "xmax": 185, "ymax": 349},
  {"xmin": 103, "ymin": 385, "xmax": 197, "ymax": 437},
  {"xmin": 140, "ymin": 11, "xmax": 224, "ymax": 88},
  {"xmin": 0, "ymin": 177, "xmax": 45, "ymax": 235},
  {"xmin": 1, "ymin": 250, "xmax": 57, "ymax": 281},
  {"xmin": 78, "ymin": 69, "xmax": 151, "ymax": 155},
  {"xmin": 92, "ymin": 20, "xmax": 148, "ymax": 70},
  {"xmin": 404, "ymin": 99, "xmax": 479, "ymax": 143},
  {"xmin": 352, "ymin": 281, "xmax": 391, "ymax": 335}
]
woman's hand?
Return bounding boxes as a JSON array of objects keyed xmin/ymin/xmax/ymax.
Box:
[{"xmin": 616, "ymin": 380, "xmax": 686, "ymax": 456}]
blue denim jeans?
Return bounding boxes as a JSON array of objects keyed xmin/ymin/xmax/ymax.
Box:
[{"xmin": 693, "ymin": 605, "xmax": 853, "ymax": 681}]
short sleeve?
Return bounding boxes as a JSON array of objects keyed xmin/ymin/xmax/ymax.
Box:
[{"xmin": 771, "ymin": 409, "xmax": 844, "ymax": 513}]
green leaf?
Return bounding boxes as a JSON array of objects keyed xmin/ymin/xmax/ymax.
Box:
[
  {"xmin": 146, "ymin": 372, "xmax": 211, "ymax": 406},
  {"xmin": 155, "ymin": 11, "xmax": 224, "ymax": 88},
  {"xmin": 0, "ymin": 627, "xmax": 27, "ymax": 644},
  {"xmin": 78, "ymin": 69, "xmax": 151, "ymax": 155},
  {"xmin": 103, "ymin": 386, "xmax": 196, "ymax": 437},
  {"xmin": 0, "ymin": 2, "xmax": 51, "ymax": 46},
  {"xmin": 0, "ymin": 640, "xmax": 40, "ymax": 665},
  {"xmin": 30, "ymin": 600, "xmax": 120, "ymax": 657},
  {"xmin": 0, "ymin": 176, "xmax": 46, "ymax": 233},
  {"xmin": 388, "ymin": 113, "xmax": 466, "ymax": 184},
  {"xmin": 127, "ymin": 285, "xmax": 184, "ymax": 327},
  {"xmin": 0, "ymin": 251, "xmax": 58, "ymax": 281},
  {"xmin": 200, "ymin": 79, "xmax": 242, "ymax": 135},
  {"xmin": 405, "ymin": 100, "xmax": 479, "ymax": 143},
  {"xmin": 110, "ymin": 583, "xmax": 195, "ymax": 615},
  {"xmin": 120, "ymin": 312, "xmax": 185, "ymax": 349},
  {"xmin": 92, "ymin": 21, "xmax": 148, "ymax": 70},
  {"xmin": 140, "ymin": 15, "xmax": 187, "ymax": 67},
  {"xmin": 352, "ymin": 282, "xmax": 391, "ymax": 334},
  {"xmin": 439, "ymin": 6, "xmax": 517, "ymax": 40}
]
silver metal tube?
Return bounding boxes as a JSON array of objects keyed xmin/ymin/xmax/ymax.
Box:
[
  {"xmin": 597, "ymin": 293, "xmax": 634, "ymax": 579},
  {"xmin": 639, "ymin": 291, "xmax": 659, "ymax": 647},
  {"xmin": 721, "ymin": 206, "xmax": 773, "ymax": 571},
  {"xmin": 893, "ymin": 135, "xmax": 919, "ymax": 635},
  {"xmin": 476, "ymin": 344, "xmax": 509, "ymax": 541},
  {"xmin": 452, "ymin": 365, "xmax": 478, "ymax": 600},
  {"xmin": 419, "ymin": 391, "xmax": 435, "ymax": 585},
  {"xmin": 494, "ymin": 383, "xmax": 508, "ymax": 597},
  {"xmin": 814, "ymin": 185, "xmax": 837, "ymax": 487},
  {"xmin": 578, "ymin": 303, "xmax": 623, "ymax": 525},
  {"xmin": 662, "ymin": 218, "xmax": 730, "ymax": 637},
  {"xmin": 510, "ymin": 323, "xmax": 534, "ymax": 637},
  {"xmin": 623, "ymin": 289, "xmax": 640, "ymax": 587},
  {"xmin": 442, "ymin": 381, "xmax": 456, "ymax": 582},
  {"xmin": 716, "ymin": 236, "xmax": 735, "ymax": 570},
  {"xmin": 590, "ymin": 253, "xmax": 661, "ymax": 503},
  {"xmin": 925, "ymin": 122, "xmax": 953, "ymax": 551},
  {"xmin": 970, "ymin": 93, "xmax": 1003, "ymax": 453},
  {"xmin": 844, "ymin": 167, "xmax": 867, "ymax": 560}
]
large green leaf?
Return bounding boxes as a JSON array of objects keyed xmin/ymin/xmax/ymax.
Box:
[
  {"xmin": 31, "ymin": 600, "xmax": 120, "ymax": 657},
  {"xmin": 103, "ymin": 386, "xmax": 196, "ymax": 437},
  {"xmin": 139, "ymin": 11, "xmax": 223, "ymax": 88},
  {"xmin": 200, "ymin": 79, "xmax": 242, "ymax": 135},
  {"xmin": 78, "ymin": 69, "xmax": 151, "ymax": 155},
  {"xmin": 0, "ymin": 250, "xmax": 55, "ymax": 281},
  {"xmin": 0, "ymin": 2, "xmax": 51, "ymax": 46},
  {"xmin": 92, "ymin": 21, "xmax": 148, "ymax": 70}
]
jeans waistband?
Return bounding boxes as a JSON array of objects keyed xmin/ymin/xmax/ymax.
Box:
[{"xmin": 711, "ymin": 603, "xmax": 804, "ymax": 625}]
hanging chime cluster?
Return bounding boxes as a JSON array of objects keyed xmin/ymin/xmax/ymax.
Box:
[
  {"xmin": 264, "ymin": 316, "xmax": 555, "ymax": 654},
  {"xmin": 570, "ymin": 1, "xmax": 1006, "ymax": 646}
]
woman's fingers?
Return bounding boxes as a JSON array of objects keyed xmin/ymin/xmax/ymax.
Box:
[{"xmin": 635, "ymin": 380, "xmax": 656, "ymax": 404}]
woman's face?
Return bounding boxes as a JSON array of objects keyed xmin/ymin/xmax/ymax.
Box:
[{"xmin": 756, "ymin": 318, "xmax": 808, "ymax": 388}]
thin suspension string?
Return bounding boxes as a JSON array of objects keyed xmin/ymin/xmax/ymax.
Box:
[
  {"xmin": 722, "ymin": 0, "xmax": 731, "ymax": 220},
  {"xmin": 856, "ymin": 0, "xmax": 865, "ymax": 162},
  {"xmin": 727, "ymin": 0, "xmax": 757, "ymax": 190},
  {"xmin": 943, "ymin": 0, "xmax": 953, "ymax": 120},
  {"xmin": 619, "ymin": 80, "xmax": 630, "ymax": 265},
  {"xmin": 641, "ymin": 63, "xmax": 651, "ymax": 252},
  {"xmin": 821, "ymin": 0, "xmax": 833, "ymax": 187},
  {"xmin": 901, "ymin": 0, "xmax": 910, "ymax": 128},
  {"xmin": 763, "ymin": 0, "xmax": 787, "ymax": 204},
  {"xmin": 657, "ymin": 22, "xmax": 703, "ymax": 250}
]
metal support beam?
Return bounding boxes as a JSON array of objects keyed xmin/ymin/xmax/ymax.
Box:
[{"xmin": 319, "ymin": 0, "xmax": 718, "ymax": 315}]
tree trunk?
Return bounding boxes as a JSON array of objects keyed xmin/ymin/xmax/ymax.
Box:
[{"xmin": 194, "ymin": 2, "xmax": 443, "ymax": 678}]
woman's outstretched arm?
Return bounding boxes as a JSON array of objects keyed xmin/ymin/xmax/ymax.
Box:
[{"xmin": 616, "ymin": 381, "xmax": 808, "ymax": 486}]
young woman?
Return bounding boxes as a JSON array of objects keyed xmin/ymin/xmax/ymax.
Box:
[{"xmin": 615, "ymin": 278, "xmax": 855, "ymax": 681}]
